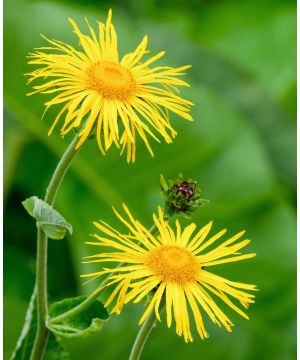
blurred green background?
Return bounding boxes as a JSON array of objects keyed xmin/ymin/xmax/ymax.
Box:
[{"xmin": 4, "ymin": 0, "xmax": 296, "ymax": 359}]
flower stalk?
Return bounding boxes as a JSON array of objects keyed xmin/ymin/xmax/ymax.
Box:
[
  {"xmin": 129, "ymin": 300, "xmax": 165, "ymax": 360},
  {"xmin": 30, "ymin": 134, "xmax": 79, "ymax": 360}
]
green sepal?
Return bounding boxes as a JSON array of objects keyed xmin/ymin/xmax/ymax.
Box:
[
  {"xmin": 160, "ymin": 174, "xmax": 169, "ymax": 192},
  {"xmin": 47, "ymin": 296, "xmax": 109, "ymax": 339},
  {"xmin": 22, "ymin": 196, "xmax": 72, "ymax": 240},
  {"xmin": 72, "ymin": 117, "xmax": 96, "ymax": 139}
]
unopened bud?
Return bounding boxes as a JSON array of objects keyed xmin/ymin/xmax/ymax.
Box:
[{"xmin": 160, "ymin": 174, "xmax": 209, "ymax": 219}]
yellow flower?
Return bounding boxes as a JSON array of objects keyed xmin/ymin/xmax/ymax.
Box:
[
  {"xmin": 27, "ymin": 10, "xmax": 193, "ymax": 162},
  {"xmin": 82, "ymin": 204, "xmax": 257, "ymax": 342}
]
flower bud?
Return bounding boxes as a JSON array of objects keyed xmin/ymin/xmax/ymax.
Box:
[{"xmin": 160, "ymin": 174, "xmax": 209, "ymax": 218}]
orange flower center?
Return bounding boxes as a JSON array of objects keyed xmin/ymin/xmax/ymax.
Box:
[
  {"xmin": 87, "ymin": 61, "xmax": 136, "ymax": 100},
  {"xmin": 145, "ymin": 245, "xmax": 200, "ymax": 284}
]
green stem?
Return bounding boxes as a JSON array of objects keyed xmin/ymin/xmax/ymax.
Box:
[
  {"xmin": 30, "ymin": 135, "xmax": 79, "ymax": 360},
  {"xmin": 44, "ymin": 135, "xmax": 79, "ymax": 205},
  {"xmin": 129, "ymin": 300, "xmax": 165, "ymax": 360},
  {"xmin": 30, "ymin": 228, "xmax": 49, "ymax": 360},
  {"xmin": 128, "ymin": 219, "xmax": 168, "ymax": 360},
  {"xmin": 50, "ymin": 290, "xmax": 100, "ymax": 324},
  {"xmin": 50, "ymin": 221, "xmax": 161, "ymax": 324}
]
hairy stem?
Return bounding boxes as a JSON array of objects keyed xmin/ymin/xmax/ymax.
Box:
[
  {"xmin": 30, "ymin": 135, "xmax": 79, "ymax": 360},
  {"xmin": 129, "ymin": 301, "xmax": 165, "ymax": 360},
  {"xmin": 30, "ymin": 228, "xmax": 49, "ymax": 360}
]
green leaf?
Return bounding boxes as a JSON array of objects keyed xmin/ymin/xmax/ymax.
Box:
[
  {"xmin": 11, "ymin": 288, "xmax": 36, "ymax": 360},
  {"xmin": 44, "ymin": 335, "xmax": 69, "ymax": 360},
  {"xmin": 22, "ymin": 196, "xmax": 72, "ymax": 240},
  {"xmin": 48, "ymin": 296, "xmax": 109, "ymax": 339},
  {"xmin": 11, "ymin": 288, "xmax": 69, "ymax": 360}
]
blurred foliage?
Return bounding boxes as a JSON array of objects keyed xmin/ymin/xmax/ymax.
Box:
[{"xmin": 4, "ymin": 0, "xmax": 296, "ymax": 359}]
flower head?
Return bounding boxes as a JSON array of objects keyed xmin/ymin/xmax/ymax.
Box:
[
  {"xmin": 83, "ymin": 204, "xmax": 257, "ymax": 342},
  {"xmin": 27, "ymin": 10, "xmax": 193, "ymax": 162}
]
